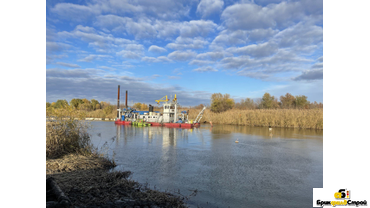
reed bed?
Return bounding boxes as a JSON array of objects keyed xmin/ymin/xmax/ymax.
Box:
[
  {"xmin": 186, "ymin": 108, "xmax": 323, "ymax": 129},
  {"xmin": 46, "ymin": 116, "xmax": 93, "ymax": 158}
]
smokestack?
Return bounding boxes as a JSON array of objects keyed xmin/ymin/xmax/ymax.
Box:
[
  {"xmin": 117, "ymin": 85, "xmax": 120, "ymax": 118},
  {"xmin": 125, "ymin": 90, "xmax": 128, "ymax": 108}
]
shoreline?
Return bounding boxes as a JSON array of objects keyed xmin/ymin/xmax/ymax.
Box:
[
  {"xmin": 47, "ymin": 118, "xmax": 323, "ymax": 130},
  {"xmin": 46, "ymin": 154, "xmax": 188, "ymax": 208}
]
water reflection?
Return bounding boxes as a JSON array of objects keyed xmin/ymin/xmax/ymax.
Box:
[
  {"xmin": 90, "ymin": 122, "xmax": 322, "ymax": 208},
  {"xmin": 207, "ymin": 124, "xmax": 322, "ymax": 140}
]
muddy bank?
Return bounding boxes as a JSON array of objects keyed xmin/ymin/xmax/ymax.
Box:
[{"xmin": 46, "ymin": 154, "xmax": 188, "ymax": 208}]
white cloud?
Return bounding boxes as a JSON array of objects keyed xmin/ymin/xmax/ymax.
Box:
[
  {"xmin": 227, "ymin": 42, "xmax": 278, "ymax": 58},
  {"xmin": 211, "ymin": 30, "xmax": 248, "ymax": 46},
  {"xmin": 166, "ymin": 37, "xmax": 209, "ymax": 50},
  {"xmin": 98, "ymin": 66, "xmax": 116, "ymax": 71},
  {"xmin": 56, "ymin": 62, "xmax": 81, "ymax": 68},
  {"xmin": 168, "ymin": 76, "xmax": 181, "ymax": 79},
  {"xmin": 168, "ymin": 50, "xmax": 197, "ymax": 61},
  {"xmin": 116, "ymin": 43, "xmax": 145, "ymax": 59},
  {"xmin": 189, "ymin": 59, "xmax": 215, "ymax": 66},
  {"xmin": 193, "ymin": 66, "xmax": 218, "ymax": 72},
  {"xmin": 221, "ymin": 1, "xmax": 321, "ymax": 31},
  {"xmin": 196, "ymin": 0, "xmax": 224, "ymax": 18},
  {"xmin": 46, "ymin": 42, "xmax": 71, "ymax": 53},
  {"xmin": 247, "ymin": 28, "xmax": 279, "ymax": 42},
  {"xmin": 179, "ymin": 20, "xmax": 218, "ymax": 37},
  {"xmin": 273, "ymin": 21, "xmax": 323, "ymax": 49},
  {"xmin": 148, "ymin": 45, "xmax": 167, "ymax": 53},
  {"xmin": 50, "ymin": 3, "xmax": 99, "ymax": 21},
  {"xmin": 293, "ymin": 56, "xmax": 323, "ymax": 81},
  {"xmin": 141, "ymin": 56, "xmax": 171, "ymax": 63},
  {"xmin": 51, "ymin": 0, "xmax": 194, "ymax": 21},
  {"xmin": 58, "ymin": 25, "xmax": 133, "ymax": 52},
  {"xmin": 293, "ymin": 69, "xmax": 323, "ymax": 81},
  {"xmin": 196, "ymin": 51, "xmax": 226, "ymax": 61},
  {"xmin": 78, "ymin": 54, "xmax": 112, "ymax": 62},
  {"xmin": 96, "ymin": 15, "xmax": 217, "ymax": 39},
  {"xmin": 237, "ymin": 71, "xmax": 270, "ymax": 80}
]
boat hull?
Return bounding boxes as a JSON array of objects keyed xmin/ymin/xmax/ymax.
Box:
[
  {"xmin": 148, "ymin": 122, "xmax": 163, "ymax": 126},
  {"xmin": 164, "ymin": 123, "xmax": 181, "ymax": 128},
  {"xmin": 180, "ymin": 123, "xmax": 194, "ymax": 128},
  {"xmin": 114, "ymin": 120, "xmax": 131, "ymax": 125},
  {"xmin": 115, "ymin": 120, "xmax": 199, "ymax": 128}
]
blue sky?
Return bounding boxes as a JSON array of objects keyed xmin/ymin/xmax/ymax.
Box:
[{"xmin": 46, "ymin": 0, "xmax": 323, "ymax": 106}]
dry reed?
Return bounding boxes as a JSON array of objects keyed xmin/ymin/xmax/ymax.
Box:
[
  {"xmin": 46, "ymin": 117, "xmax": 93, "ymax": 158},
  {"xmin": 185, "ymin": 108, "xmax": 323, "ymax": 129}
]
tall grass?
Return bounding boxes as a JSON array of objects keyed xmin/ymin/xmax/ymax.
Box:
[
  {"xmin": 46, "ymin": 115, "xmax": 93, "ymax": 158},
  {"xmin": 186, "ymin": 108, "xmax": 323, "ymax": 129}
]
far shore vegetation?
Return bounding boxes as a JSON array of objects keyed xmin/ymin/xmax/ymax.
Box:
[{"xmin": 47, "ymin": 92, "xmax": 323, "ymax": 129}]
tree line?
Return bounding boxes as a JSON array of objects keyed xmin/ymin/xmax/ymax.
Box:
[
  {"xmin": 47, "ymin": 92, "xmax": 323, "ymax": 116},
  {"xmin": 210, "ymin": 92, "xmax": 323, "ymax": 113},
  {"xmin": 47, "ymin": 98, "xmax": 114, "ymax": 115}
]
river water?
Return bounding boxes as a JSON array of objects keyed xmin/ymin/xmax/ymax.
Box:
[{"xmin": 88, "ymin": 121, "xmax": 323, "ymax": 208}]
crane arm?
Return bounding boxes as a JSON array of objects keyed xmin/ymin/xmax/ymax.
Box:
[
  {"xmin": 194, "ymin": 106, "xmax": 206, "ymax": 123},
  {"xmin": 155, "ymin": 95, "xmax": 168, "ymax": 104}
]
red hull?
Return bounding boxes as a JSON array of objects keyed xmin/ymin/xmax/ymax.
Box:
[
  {"xmin": 114, "ymin": 120, "xmax": 131, "ymax": 125},
  {"xmin": 148, "ymin": 122, "xmax": 163, "ymax": 126},
  {"xmin": 164, "ymin": 123, "xmax": 181, "ymax": 128},
  {"xmin": 180, "ymin": 123, "xmax": 194, "ymax": 128}
]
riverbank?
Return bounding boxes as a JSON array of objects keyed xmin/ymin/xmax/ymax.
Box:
[
  {"xmin": 46, "ymin": 154, "xmax": 187, "ymax": 207},
  {"xmin": 46, "ymin": 118, "xmax": 188, "ymax": 207},
  {"xmin": 47, "ymin": 108, "xmax": 323, "ymax": 129}
]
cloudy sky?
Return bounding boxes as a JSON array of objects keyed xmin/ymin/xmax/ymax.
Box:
[{"xmin": 46, "ymin": 0, "xmax": 323, "ymax": 106}]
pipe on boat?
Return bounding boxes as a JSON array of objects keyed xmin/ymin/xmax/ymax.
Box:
[
  {"xmin": 125, "ymin": 90, "xmax": 128, "ymax": 108},
  {"xmin": 117, "ymin": 85, "xmax": 120, "ymax": 118}
]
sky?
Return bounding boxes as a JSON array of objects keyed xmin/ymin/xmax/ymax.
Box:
[{"xmin": 46, "ymin": 0, "xmax": 323, "ymax": 106}]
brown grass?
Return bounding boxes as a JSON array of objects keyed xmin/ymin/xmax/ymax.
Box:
[
  {"xmin": 185, "ymin": 108, "xmax": 323, "ymax": 129},
  {"xmin": 46, "ymin": 118, "xmax": 93, "ymax": 158}
]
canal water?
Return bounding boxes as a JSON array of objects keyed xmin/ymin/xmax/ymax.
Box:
[{"xmin": 88, "ymin": 121, "xmax": 323, "ymax": 208}]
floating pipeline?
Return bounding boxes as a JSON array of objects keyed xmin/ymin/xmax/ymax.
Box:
[{"xmin": 115, "ymin": 120, "xmax": 200, "ymax": 128}]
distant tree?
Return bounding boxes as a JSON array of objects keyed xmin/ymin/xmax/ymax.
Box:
[
  {"xmin": 100, "ymin": 101, "xmax": 110, "ymax": 109},
  {"xmin": 261, "ymin": 93, "xmax": 275, "ymax": 109},
  {"xmin": 91, "ymin": 99, "xmax": 100, "ymax": 110},
  {"xmin": 140, "ymin": 103, "xmax": 148, "ymax": 110},
  {"xmin": 244, "ymin": 98, "xmax": 256, "ymax": 109},
  {"xmin": 95, "ymin": 103, "xmax": 101, "ymax": 110},
  {"xmin": 210, "ymin": 93, "xmax": 235, "ymax": 113},
  {"xmin": 82, "ymin": 98, "xmax": 90, "ymax": 104},
  {"xmin": 280, "ymin": 93, "xmax": 296, "ymax": 109},
  {"xmin": 103, "ymin": 105, "xmax": 114, "ymax": 115},
  {"xmin": 70, "ymin": 98, "xmax": 83, "ymax": 109},
  {"xmin": 54, "ymin": 99, "xmax": 69, "ymax": 108},
  {"xmin": 194, "ymin": 104, "xmax": 205, "ymax": 109},
  {"xmin": 79, "ymin": 98, "xmax": 92, "ymax": 111},
  {"xmin": 225, "ymin": 97, "xmax": 235, "ymax": 110},
  {"xmin": 236, "ymin": 98, "xmax": 256, "ymax": 110},
  {"xmin": 295, "ymin": 95, "xmax": 310, "ymax": 109},
  {"xmin": 46, "ymin": 102, "xmax": 51, "ymax": 108},
  {"xmin": 133, "ymin": 103, "xmax": 142, "ymax": 110},
  {"xmin": 272, "ymin": 98, "xmax": 280, "ymax": 109}
]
